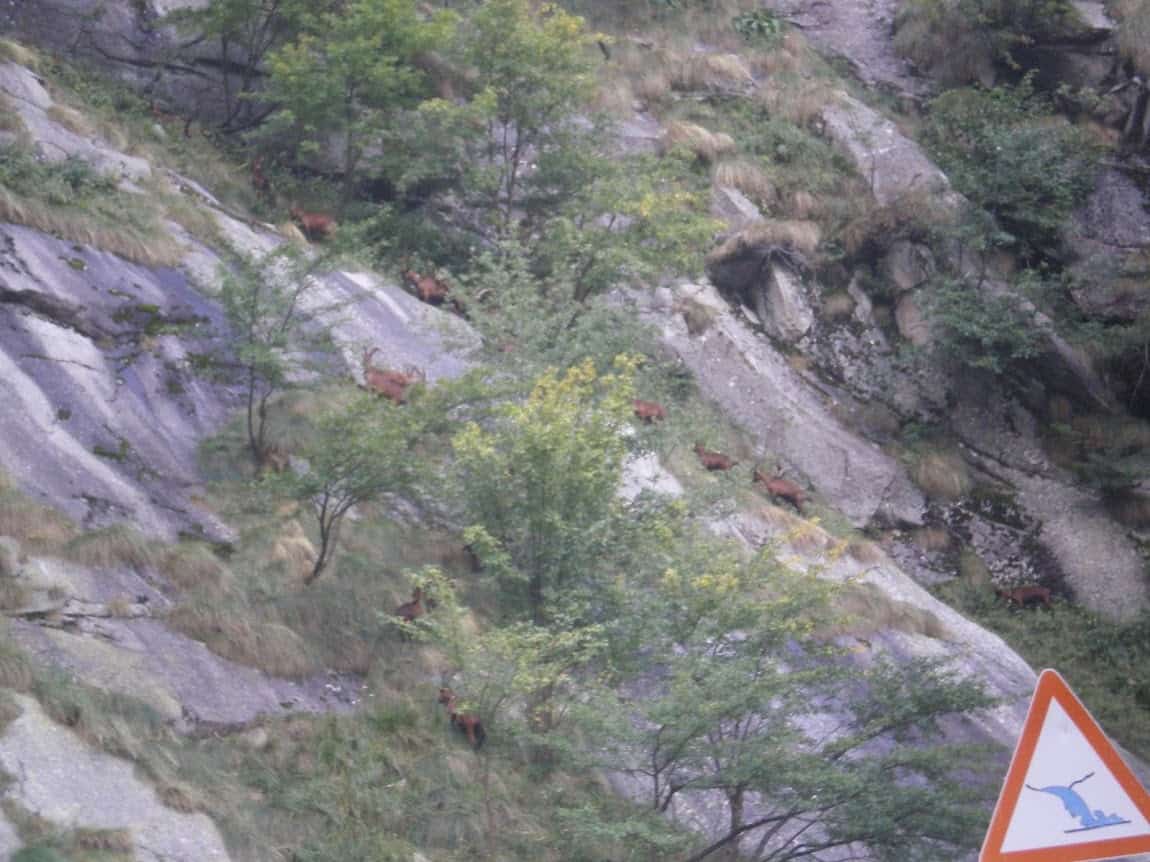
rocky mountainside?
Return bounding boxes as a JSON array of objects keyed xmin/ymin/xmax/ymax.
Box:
[{"xmin": 0, "ymin": 0, "xmax": 1149, "ymax": 859}]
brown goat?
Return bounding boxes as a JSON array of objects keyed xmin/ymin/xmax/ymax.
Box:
[
  {"xmin": 438, "ymin": 687, "xmax": 486, "ymax": 749},
  {"xmin": 995, "ymin": 586, "xmax": 1053, "ymax": 609},
  {"xmin": 290, "ymin": 206, "xmax": 336, "ymax": 242},
  {"xmin": 633, "ymin": 399, "xmax": 667, "ymax": 424},
  {"xmin": 753, "ymin": 465, "xmax": 806, "ymax": 513},
  {"xmin": 251, "ymin": 156, "xmax": 271, "ymax": 196},
  {"xmin": 394, "ymin": 587, "xmax": 426, "ymax": 624},
  {"xmin": 402, "ymin": 267, "xmax": 451, "ymax": 306},
  {"xmin": 694, "ymin": 442, "xmax": 738, "ymax": 471},
  {"xmin": 361, "ymin": 348, "xmax": 425, "ymax": 405}
]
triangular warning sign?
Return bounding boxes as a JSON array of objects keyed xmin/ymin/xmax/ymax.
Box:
[{"xmin": 980, "ymin": 669, "xmax": 1150, "ymax": 862}]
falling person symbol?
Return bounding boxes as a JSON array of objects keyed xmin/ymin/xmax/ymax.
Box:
[{"xmin": 1025, "ymin": 772, "xmax": 1132, "ymax": 832}]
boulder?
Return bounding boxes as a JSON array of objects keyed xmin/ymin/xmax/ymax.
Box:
[
  {"xmin": 0, "ymin": 693, "xmax": 232, "ymax": 862},
  {"xmin": 895, "ymin": 291, "xmax": 932, "ymax": 346},
  {"xmin": 711, "ymin": 185, "xmax": 764, "ymax": 232},
  {"xmin": 883, "ymin": 240, "xmax": 936, "ymax": 294},
  {"xmin": 821, "ymin": 94, "xmax": 961, "ymax": 210},
  {"xmin": 761, "ymin": 264, "xmax": 814, "ymax": 343}
]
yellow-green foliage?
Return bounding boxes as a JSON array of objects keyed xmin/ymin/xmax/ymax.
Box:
[{"xmin": 0, "ymin": 38, "xmax": 40, "ymax": 70}]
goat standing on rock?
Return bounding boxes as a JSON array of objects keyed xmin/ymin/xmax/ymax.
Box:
[
  {"xmin": 290, "ymin": 206, "xmax": 336, "ymax": 242},
  {"xmin": 694, "ymin": 442, "xmax": 737, "ymax": 471},
  {"xmin": 360, "ymin": 347, "xmax": 425, "ymax": 405}
]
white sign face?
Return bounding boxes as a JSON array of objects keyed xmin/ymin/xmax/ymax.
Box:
[{"xmin": 1001, "ymin": 699, "xmax": 1150, "ymax": 853}]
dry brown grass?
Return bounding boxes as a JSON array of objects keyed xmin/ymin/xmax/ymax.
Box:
[
  {"xmin": 910, "ymin": 450, "xmax": 973, "ymax": 501},
  {"xmin": 756, "ymin": 77, "xmax": 834, "ymax": 128},
  {"xmin": 0, "ymin": 38, "xmax": 40, "ymax": 70},
  {"xmin": 0, "ymin": 579, "xmax": 30, "ymax": 611},
  {"xmin": 269, "ymin": 520, "xmax": 318, "ymax": 583},
  {"xmin": 911, "ymin": 526, "xmax": 952, "ymax": 552},
  {"xmin": 0, "ymin": 489, "xmax": 77, "ymax": 552},
  {"xmin": 662, "ymin": 120, "xmax": 738, "ymax": 163},
  {"xmin": 0, "ymin": 189, "xmax": 183, "ymax": 267},
  {"xmin": 673, "ymin": 296, "xmax": 720, "ymax": 335},
  {"xmin": 708, "ymin": 219, "xmax": 822, "ymax": 263},
  {"xmin": 0, "ymin": 95, "xmax": 28, "ymax": 139},
  {"xmin": 671, "ymin": 52, "xmax": 754, "ymax": 93},
  {"xmin": 0, "ymin": 691, "xmax": 22, "ymax": 731},
  {"xmin": 169, "ymin": 600, "xmax": 316, "ymax": 678},
  {"xmin": 158, "ymin": 782, "xmax": 201, "ymax": 813},
  {"xmin": 846, "ymin": 538, "xmax": 886, "ymax": 564},
  {"xmin": 46, "ymin": 104, "xmax": 96, "ymax": 138},
  {"xmin": 892, "ymin": 2, "xmax": 996, "ymax": 86},
  {"xmin": 785, "ymin": 190, "xmax": 821, "ymax": 220},
  {"xmin": 1070, "ymin": 414, "xmax": 1150, "ymax": 452},
  {"xmin": 1116, "ymin": 0, "xmax": 1150, "ymax": 73},
  {"xmin": 842, "ymin": 188, "xmax": 951, "ymax": 256},
  {"xmin": 158, "ymin": 542, "xmax": 227, "ymax": 592},
  {"xmin": 72, "ymin": 828, "xmax": 134, "ymax": 853},
  {"xmin": 835, "ymin": 582, "xmax": 949, "ymax": 640},
  {"xmin": 0, "ymin": 636, "xmax": 33, "ymax": 690},
  {"xmin": 713, "ymin": 158, "xmax": 775, "ymax": 208},
  {"xmin": 959, "ymin": 548, "xmax": 992, "ymax": 586},
  {"xmin": 820, "ymin": 291, "xmax": 855, "ymax": 322},
  {"xmin": 62, "ymin": 525, "xmax": 157, "ymax": 572}
]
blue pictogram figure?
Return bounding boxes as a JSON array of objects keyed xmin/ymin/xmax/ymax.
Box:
[{"xmin": 1025, "ymin": 772, "xmax": 1131, "ymax": 832}]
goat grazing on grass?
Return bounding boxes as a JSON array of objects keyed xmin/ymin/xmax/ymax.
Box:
[
  {"xmin": 290, "ymin": 206, "xmax": 336, "ymax": 242},
  {"xmin": 694, "ymin": 442, "xmax": 738, "ymax": 471},
  {"xmin": 633, "ymin": 399, "xmax": 667, "ymax": 424},
  {"xmin": 361, "ymin": 347, "xmax": 425, "ymax": 405},
  {"xmin": 438, "ymin": 687, "xmax": 486, "ymax": 749},
  {"xmin": 995, "ymin": 585, "xmax": 1053, "ymax": 609},
  {"xmin": 401, "ymin": 262, "xmax": 468, "ymax": 317},
  {"xmin": 394, "ymin": 587, "xmax": 426, "ymax": 624},
  {"xmin": 753, "ymin": 465, "xmax": 806, "ymax": 513}
]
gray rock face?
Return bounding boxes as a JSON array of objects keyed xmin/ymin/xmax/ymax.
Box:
[
  {"xmin": 0, "ymin": 63, "xmax": 151, "ymax": 181},
  {"xmin": 711, "ymin": 185, "xmax": 764, "ymax": 232},
  {"xmin": 822, "ymin": 94, "xmax": 959, "ymax": 208},
  {"xmin": 0, "ymin": 694, "xmax": 232, "ymax": 862},
  {"xmin": 894, "ymin": 291, "xmax": 931, "ymax": 346},
  {"xmin": 761, "ymin": 265, "xmax": 814, "ymax": 343},
  {"xmin": 0, "ymin": 223, "xmax": 242, "ymax": 539},
  {"xmin": 643, "ymin": 282, "xmax": 925, "ymax": 527},
  {"xmin": 1, "ymin": 0, "xmax": 239, "ymax": 125},
  {"xmin": 883, "ymin": 240, "xmax": 936, "ymax": 294}
]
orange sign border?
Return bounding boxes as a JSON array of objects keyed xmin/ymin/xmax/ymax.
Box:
[{"xmin": 980, "ymin": 669, "xmax": 1150, "ymax": 862}]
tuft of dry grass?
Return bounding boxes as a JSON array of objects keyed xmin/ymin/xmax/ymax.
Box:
[
  {"xmin": 0, "ymin": 189, "xmax": 183, "ymax": 267},
  {"xmin": 269, "ymin": 520, "xmax": 318, "ymax": 583},
  {"xmin": 662, "ymin": 120, "xmax": 738, "ymax": 164},
  {"xmin": 671, "ymin": 52, "xmax": 755, "ymax": 93},
  {"xmin": 0, "ymin": 39, "xmax": 40, "ymax": 70},
  {"xmin": 0, "ymin": 636, "xmax": 34, "ymax": 690},
  {"xmin": 158, "ymin": 542, "xmax": 227, "ymax": 592},
  {"xmin": 842, "ymin": 188, "xmax": 951, "ymax": 256},
  {"xmin": 62, "ymin": 525, "xmax": 157, "ymax": 572},
  {"xmin": 0, "ymin": 489, "xmax": 77, "ymax": 552},
  {"xmin": 756, "ymin": 77, "xmax": 834, "ymax": 128},
  {"xmin": 820, "ymin": 291, "xmax": 855, "ymax": 322},
  {"xmin": 45, "ymin": 104, "xmax": 95, "ymax": 138},
  {"xmin": 713, "ymin": 158, "xmax": 775, "ymax": 208},
  {"xmin": 71, "ymin": 828, "xmax": 134, "ymax": 853},
  {"xmin": 846, "ymin": 538, "xmax": 886, "ymax": 564},
  {"xmin": 158, "ymin": 782, "xmax": 201, "ymax": 813},
  {"xmin": 169, "ymin": 600, "xmax": 316, "ymax": 678},
  {"xmin": 835, "ymin": 582, "xmax": 949, "ymax": 640},
  {"xmin": 708, "ymin": 219, "xmax": 822, "ymax": 264},
  {"xmin": 911, "ymin": 526, "xmax": 952, "ymax": 552},
  {"xmin": 0, "ymin": 690, "xmax": 22, "ymax": 731},
  {"xmin": 910, "ymin": 450, "xmax": 973, "ymax": 501},
  {"xmin": 959, "ymin": 548, "xmax": 992, "ymax": 586},
  {"xmin": 0, "ymin": 579, "xmax": 30, "ymax": 612},
  {"xmin": 1116, "ymin": 0, "xmax": 1150, "ymax": 73},
  {"xmin": 785, "ymin": 190, "xmax": 821, "ymax": 220},
  {"xmin": 674, "ymin": 296, "xmax": 720, "ymax": 335}
]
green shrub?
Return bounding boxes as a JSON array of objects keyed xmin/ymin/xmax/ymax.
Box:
[
  {"xmin": 0, "ymin": 145, "xmax": 118, "ymax": 205},
  {"xmin": 923, "ymin": 81, "xmax": 1098, "ymax": 259},
  {"xmin": 924, "ymin": 275, "xmax": 1043, "ymax": 372}
]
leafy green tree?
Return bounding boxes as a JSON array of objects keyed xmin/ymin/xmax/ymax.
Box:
[
  {"xmin": 923, "ymin": 79, "xmax": 1098, "ymax": 259},
  {"xmin": 265, "ymin": 0, "xmax": 453, "ymax": 200},
  {"xmin": 218, "ymin": 247, "xmax": 334, "ymax": 469},
  {"xmin": 594, "ymin": 542, "xmax": 996, "ymax": 862},
  {"xmin": 278, "ymin": 395, "xmax": 423, "ymax": 582},
  {"xmin": 452, "ymin": 358, "xmax": 636, "ymax": 623},
  {"xmin": 453, "ymin": 0, "xmax": 599, "ymax": 229},
  {"xmin": 166, "ymin": 0, "xmax": 315, "ymax": 132}
]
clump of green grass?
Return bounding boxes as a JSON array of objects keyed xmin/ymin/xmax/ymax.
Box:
[
  {"xmin": 937, "ymin": 580, "xmax": 1150, "ymax": 760},
  {"xmin": 61, "ymin": 525, "xmax": 157, "ymax": 572}
]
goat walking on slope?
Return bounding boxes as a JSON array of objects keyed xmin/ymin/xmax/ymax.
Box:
[
  {"xmin": 694, "ymin": 442, "xmax": 738, "ymax": 471},
  {"xmin": 290, "ymin": 205, "xmax": 336, "ymax": 242},
  {"xmin": 995, "ymin": 585, "xmax": 1053, "ymax": 609},
  {"xmin": 438, "ymin": 687, "xmax": 486, "ymax": 749},
  {"xmin": 753, "ymin": 464, "xmax": 806, "ymax": 513},
  {"xmin": 633, "ymin": 399, "xmax": 667, "ymax": 424}
]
